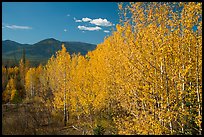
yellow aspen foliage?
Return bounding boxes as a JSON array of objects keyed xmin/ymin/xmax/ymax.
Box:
[
  {"xmin": 18, "ymin": 2, "xmax": 201, "ymax": 135},
  {"xmin": 2, "ymin": 78, "xmax": 17, "ymax": 103},
  {"xmin": 10, "ymin": 89, "xmax": 21, "ymax": 103}
]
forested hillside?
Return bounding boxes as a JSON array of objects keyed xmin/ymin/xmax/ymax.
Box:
[
  {"xmin": 2, "ymin": 2, "xmax": 202, "ymax": 135},
  {"xmin": 2, "ymin": 38, "xmax": 96, "ymax": 67}
]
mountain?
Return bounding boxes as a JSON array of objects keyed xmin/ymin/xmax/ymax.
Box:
[
  {"xmin": 2, "ymin": 38, "xmax": 97, "ymax": 67},
  {"xmin": 2, "ymin": 40, "xmax": 31, "ymax": 53}
]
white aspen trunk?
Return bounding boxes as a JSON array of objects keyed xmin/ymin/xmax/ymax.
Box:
[
  {"xmin": 180, "ymin": 20, "xmax": 185, "ymax": 134},
  {"xmin": 160, "ymin": 61, "xmax": 164, "ymax": 127},
  {"xmin": 152, "ymin": 42, "xmax": 157, "ymax": 122},
  {"xmin": 178, "ymin": 72, "xmax": 184, "ymax": 134},
  {"xmin": 196, "ymin": 40, "xmax": 201, "ymax": 135},
  {"xmin": 182, "ymin": 64, "xmax": 185, "ymax": 134},
  {"xmin": 64, "ymin": 90, "xmax": 67, "ymax": 126},
  {"xmin": 188, "ymin": 44, "xmax": 192, "ymax": 127},
  {"xmin": 188, "ymin": 44, "xmax": 192, "ymax": 88},
  {"xmin": 174, "ymin": 80, "xmax": 179, "ymax": 132},
  {"xmin": 177, "ymin": 32, "xmax": 184, "ymax": 133},
  {"xmin": 142, "ymin": 100, "xmax": 146, "ymax": 122},
  {"xmin": 164, "ymin": 57, "xmax": 173, "ymax": 134},
  {"xmin": 64, "ymin": 61, "xmax": 67, "ymax": 127}
]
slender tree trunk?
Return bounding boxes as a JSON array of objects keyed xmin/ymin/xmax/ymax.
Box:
[
  {"xmin": 152, "ymin": 42, "xmax": 157, "ymax": 122},
  {"xmin": 196, "ymin": 40, "xmax": 201, "ymax": 135},
  {"xmin": 188, "ymin": 43, "xmax": 193, "ymax": 133},
  {"xmin": 181, "ymin": 63, "xmax": 186, "ymax": 134},
  {"xmin": 64, "ymin": 63, "xmax": 67, "ymax": 126},
  {"xmin": 174, "ymin": 79, "xmax": 179, "ymax": 133},
  {"xmin": 64, "ymin": 98, "xmax": 67, "ymax": 126},
  {"xmin": 164, "ymin": 57, "xmax": 173, "ymax": 134},
  {"xmin": 178, "ymin": 72, "xmax": 184, "ymax": 134},
  {"xmin": 160, "ymin": 60, "xmax": 164, "ymax": 127}
]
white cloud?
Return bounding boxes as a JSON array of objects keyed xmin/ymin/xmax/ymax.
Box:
[
  {"xmin": 5, "ymin": 25, "xmax": 32, "ymax": 30},
  {"xmin": 64, "ymin": 29, "xmax": 67, "ymax": 32},
  {"xmin": 104, "ymin": 30, "xmax": 110, "ymax": 33},
  {"xmin": 74, "ymin": 17, "xmax": 113, "ymax": 27},
  {"xmin": 82, "ymin": 17, "xmax": 92, "ymax": 22},
  {"xmin": 90, "ymin": 18, "xmax": 112, "ymax": 27},
  {"xmin": 75, "ymin": 20, "xmax": 82, "ymax": 22},
  {"xmin": 67, "ymin": 14, "xmax": 70, "ymax": 17},
  {"xmin": 74, "ymin": 17, "xmax": 82, "ymax": 22},
  {"xmin": 74, "ymin": 17, "xmax": 92, "ymax": 22},
  {"xmin": 78, "ymin": 25, "xmax": 102, "ymax": 31}
]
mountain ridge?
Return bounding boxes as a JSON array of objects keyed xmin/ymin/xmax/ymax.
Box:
[{"xmin": 2, "ymin": 38, "xmax": 97, "ymax": 67}]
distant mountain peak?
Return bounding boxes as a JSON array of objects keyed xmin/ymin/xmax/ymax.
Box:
[
  {"xmin": 3, "ymin": 40, "xmax": 21, "ymax": 44},
  {"xmin": 45, "ymin": 38, "xmax": 58, "ymax": 41},
  {"xmin": 35, "ymin": 38, "xmax": 61, "ymax": 45}
]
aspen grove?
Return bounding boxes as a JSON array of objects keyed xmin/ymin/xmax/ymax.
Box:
[{"xmin": 2, "ymin": 2, "xmax": 202, "ymax": 135}]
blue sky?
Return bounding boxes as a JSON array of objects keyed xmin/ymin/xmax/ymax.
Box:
[{"xmin": 2, "ymin": 2, "xmax": 121, "ymax": 45}]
